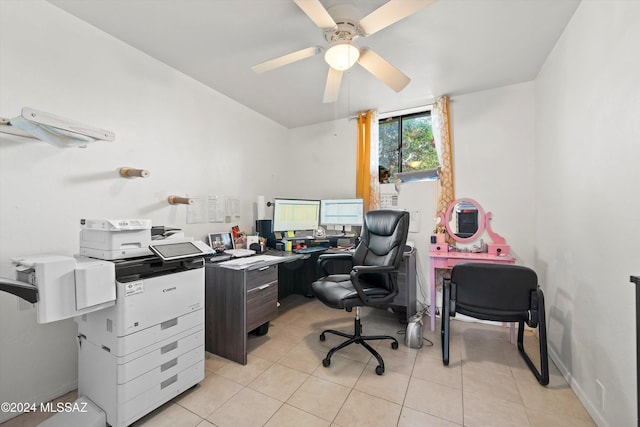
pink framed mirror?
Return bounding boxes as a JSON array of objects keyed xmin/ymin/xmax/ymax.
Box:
[{"xmin": 444, "ymin": 198, "xmax": 485, "ymax": 243}]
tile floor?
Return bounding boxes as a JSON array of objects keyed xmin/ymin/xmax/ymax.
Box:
[{"xmin": 3, "ymin": 294, "xmax": 596, "ymax": 427}]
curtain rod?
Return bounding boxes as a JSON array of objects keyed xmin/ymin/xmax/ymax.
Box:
[{"xmin": 348, "ymin": 102, "xmax": 439, "ymax": 120}]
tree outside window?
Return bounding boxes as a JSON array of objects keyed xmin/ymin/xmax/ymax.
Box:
[{"xmin": 379, "ymin": 111, "xmax": 437, "ymax": 182}]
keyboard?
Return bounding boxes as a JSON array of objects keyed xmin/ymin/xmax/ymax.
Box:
[
  {"xmin": 224, "ymin": 248, "xmax": 256, "ymax": 257},
  {"xmin": 295, "ymin": 246, "xmax": 327, "ymax": 254},
  {"xmin": 209, "ymin": 254, "xmax": 232, "ymax": 263}
]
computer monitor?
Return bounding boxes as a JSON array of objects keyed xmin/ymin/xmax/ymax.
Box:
[
  {"xmin": 320, "ymin": 198, "xmax": 364, "ymax": 227},
  {"xmin": 272, "ymin": 198, "xmax": 320, "ymax": 232},
  {"xmin": 208, "ymin": 232, "xmax": 234, "ymax": 251}
]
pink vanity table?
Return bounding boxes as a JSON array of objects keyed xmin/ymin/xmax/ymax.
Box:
[{"xmin": 429, "ymin": 198, "xmax": 516, "ymax": 332}]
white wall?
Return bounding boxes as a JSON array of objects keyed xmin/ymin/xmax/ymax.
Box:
[
  {"xmin": 281, "ymin": 118, "xmax": 356, "ymax": 200},
  {"xmin": 451, "ymin": 82, "xmax": 536, "ymax": 267},
  {"xmin": 535, "ymin": 1, "xmax": 640, "ymax": 425},
  {"xmin": 0, "ymin": 1, "xmax": 288, "ymax": 421}
]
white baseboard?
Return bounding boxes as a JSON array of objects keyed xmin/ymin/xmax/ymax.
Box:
[{"xmin": 548, "ymin": 346, "xmax": 606, "ymax": 427}]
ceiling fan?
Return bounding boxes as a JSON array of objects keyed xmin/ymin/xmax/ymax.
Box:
[{"xmin": 252, "ymin": 0, "xmax": 436, "ymax": 103}]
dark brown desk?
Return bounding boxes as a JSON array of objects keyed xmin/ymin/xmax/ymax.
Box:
[
  {"xmin": 205, "ymin": 253, "xmax": 303, "ymax": 364},
  {"xmin": 277, "ymin": 252, "xmax": 322, "ymax": 298},
  {"xmin": 205, "ymin": 249, "xmax": 417, "ymax": 365}
]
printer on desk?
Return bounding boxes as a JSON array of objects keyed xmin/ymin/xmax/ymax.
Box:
[
  {"xmin": 79, "ymin": 218, "xmax": 152, "ymax": 260},
  {"xmin": 78, "ymin": 219, "xmax": 194, "ymax": 260}
]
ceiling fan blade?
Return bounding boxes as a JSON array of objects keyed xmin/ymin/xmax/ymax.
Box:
[
  {"xmin": 359, "ymin": 0, "xmax": 437, "ymax": 36},
  {"xmin": 357, "ymin": 48, "xmax": 410, "ymax": 92},
  {"xmin": 251, "ymin": 46, "xmax": 322, "ymax": 73},
  {"xmin": 293, "ymin": 0, "xmax": 336, "ymax": 29},
  {"xmin": 323, "ymin": 68, "xmax": 343, "ymax": 103}
]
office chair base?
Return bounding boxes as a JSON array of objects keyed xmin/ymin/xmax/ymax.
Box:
[{"xmin": 319, "ymin": 315, "xmax": 398, "ymax": 375}]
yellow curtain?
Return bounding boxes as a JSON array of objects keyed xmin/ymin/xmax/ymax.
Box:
[
  {"xmin": 433, "ymin": 96, "xmax": 455, "ymax": 218},
  {"xmin": 356, "ymin": 110, "xmax": 380, "ymax": 212}
]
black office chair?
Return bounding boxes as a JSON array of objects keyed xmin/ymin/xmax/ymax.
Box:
[
  {"xmin": 311, "ymin": 209, "xmax": 410, "ymax": 375},
  {"xmin": 441, "ymin": 263, "xmax": 549, "ymax": 385}
]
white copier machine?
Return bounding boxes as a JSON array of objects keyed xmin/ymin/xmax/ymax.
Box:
[{"xmin": 0, "ymin": 219, "xmax": 213, "ymax": 427}]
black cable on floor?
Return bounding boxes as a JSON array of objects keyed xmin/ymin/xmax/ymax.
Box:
[{"xmin": 396, "ymin": 329, "xmax": 434, "ymax": 347}]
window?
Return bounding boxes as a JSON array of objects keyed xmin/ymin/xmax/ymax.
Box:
[{"xmin": 379, "ymin": 111, "xmax": 437, "ymax": 182}]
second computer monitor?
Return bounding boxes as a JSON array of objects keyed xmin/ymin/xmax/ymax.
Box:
[{"xmin": 320, "ymin": 198, "xmax": 364, "ymax": 227}]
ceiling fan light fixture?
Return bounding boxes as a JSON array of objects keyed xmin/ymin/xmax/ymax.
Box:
[{"xmin": 324, "ymin": 43, "xmax": 360, "ymax": 71}]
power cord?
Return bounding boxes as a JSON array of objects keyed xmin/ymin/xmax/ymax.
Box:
[{"xmin": 396, "ymin": 328, "xmax": 434, "ymax": 347}]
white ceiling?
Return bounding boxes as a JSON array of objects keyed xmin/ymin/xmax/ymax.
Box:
[{"xmin": 48, "ymin": 0, "xmax": 580, "ymax": 129}]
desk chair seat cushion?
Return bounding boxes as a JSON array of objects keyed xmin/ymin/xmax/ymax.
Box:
[
  {"xmin": 318, "ymin": 274, "xmax": 350, "ymax": 283},
  {"xmin": 312, "ymin": 277, "xmax": 393, "ymax": 310}
]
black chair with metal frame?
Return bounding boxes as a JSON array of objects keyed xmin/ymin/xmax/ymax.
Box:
[
  {"xmin": 311, "ymin": 209, "xmax": 410, "ymax": 375},
  {"xmin": 441, "ymin": 262, "xmax": 549, "ymax": 385}
]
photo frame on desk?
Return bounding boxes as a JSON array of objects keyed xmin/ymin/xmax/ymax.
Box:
[{"xmin": 234, "ymin": 234, "xmax": 246, "ymax": 249}]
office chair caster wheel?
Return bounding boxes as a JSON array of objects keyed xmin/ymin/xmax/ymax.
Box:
[
  {"xmin": 322, "ymin": 358, "xmax": 331, "ymax": 367},
  {"xmin": 319, "ymin": 333, "xmax": 326, "ymax": 341},
  {"xmin": 375, "ymin": 365, "xmax": 384, "ymax": 375},
  {"xmin": 391, "ymin": 341, "xmax": 399, "ymax": 350}
]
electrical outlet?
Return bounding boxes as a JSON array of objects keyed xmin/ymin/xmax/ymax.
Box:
[
  {"xmin": 596, "ymin": 379, "xmax": 605, "ymax": 411},
  {"xmin": 409, "ymin": 210, "xmax": 421, "ymax": 233}
]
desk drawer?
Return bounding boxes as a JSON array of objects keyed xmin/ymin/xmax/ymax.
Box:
[
  {"xmin": 446, "ymin": 258, "xmax": 484, "ymax": 268},
  {"xmin": 247, "ymin": 265, "xmax": 277, "ymax": 291},
  {"xmin": 445, "ymin": 258, "xmax": 509, "ymax": 268},
  {"xmin": 247, "ymin": 281, "xmax": 277, "ymax": 331}
]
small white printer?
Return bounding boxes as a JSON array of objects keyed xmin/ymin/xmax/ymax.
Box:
[{"xmin": 79, "ymin": 219, "xmax": 152, "ymax": 260}]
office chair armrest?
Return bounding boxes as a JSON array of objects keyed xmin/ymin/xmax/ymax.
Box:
[
  {"xmin": 317, "ymin": 252, "xmax": 354, "ymax": 277},
  {"xmin": 352, "ymin": 265, "xmax": 395, "ymax": 274},
  {"xmin": 350, "ymin": 265, "xmax": 396, "ymax": 304}
]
